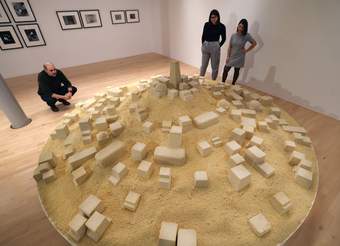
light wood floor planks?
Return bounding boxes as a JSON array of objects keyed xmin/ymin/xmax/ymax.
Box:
[{"xmin": 0, "ymin": 53, "xmax": 339, "ymax": 246}]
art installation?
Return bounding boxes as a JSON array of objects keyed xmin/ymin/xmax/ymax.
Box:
[{"xmin": 34, "ymin": 61, "xmax": 318, "ymax": 245}]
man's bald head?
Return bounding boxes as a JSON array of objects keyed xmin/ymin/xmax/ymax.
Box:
[{"xmin": 43, "ymin": 62, "xmax": 57, "ymax": 77}]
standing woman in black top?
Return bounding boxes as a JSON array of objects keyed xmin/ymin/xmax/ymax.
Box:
[{"xmin": 200, "ymin": 9, "xmax": 226, "ymax": 80}]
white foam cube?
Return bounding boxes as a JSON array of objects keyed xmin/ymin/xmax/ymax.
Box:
[
  {"xmin": 224, "ymin": 141, "xmax": 241, "ymax": 155},
  {"xmin": 168, "ymin": 126, "xmax": 182, "ymax": 148},
  {"xmin": 230, "ymin": 153, "xmax": 245, "ymax": 167},
  {"xmin": 143, "ymin": 121, "xmax": 154, "ymax": 133},
  {"xmin": 230, "ymin": 128, "xmax": 246, "ymax": 144},
  {"xmin": 159, "ymin": 222, "xmax": 178, "ymax": 246},
  {"xmin": 85, "ymin": 211, "xmax": 111, "ymax": 242},
  {"xmin": 196, "ymin": 141, "xmax": 213, "ymax": 157},
  {"xmin": 79, "ymin": 195, "xmax": 104, "ymax": 218},
  {"xmin": 289, "ymin": 151, "xmax": 305, "ymax": 166},
  {"xmin": 294, "ymin": 167, "xmax": 313, "ymax": 189},
  {"xmin": 270, "ymin": 192, "xmax": 292, "ymax": 214},
  {"xmin": 131, "ymin": 142, "xmax": 147, "ymax": 161},
  {"xmin": 68, "ymin": 213, "xmax": 87, "ymax": 242},
  {"xmin": 177, "ymin": 229, "xmax": 197, "ymax": 246},
  {"xmin": 194, "ymin": 171, "xmax": 208, "ymax": 188},
  {"xmin": 229, "ymin": 164, "xmax": 251, "ymax": 191},
  {"xmin": 284, "ymin": 140, "xmax": 296, "ymax": 152},
  {"xmin": 137, "ymin": 160, "xmax": 153, "ymax": 178},
  {"xmin": 248, "ymin": 213, "xmax": 271, "ymax": 237},
  {"xmin": 123, "ymin": 191, "xmax": 141, "ymax": 211}
]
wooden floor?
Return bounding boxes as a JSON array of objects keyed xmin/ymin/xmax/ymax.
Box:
[{"xmin": 0, "ymin": 53, "xmax": 339, "ymax": 246}]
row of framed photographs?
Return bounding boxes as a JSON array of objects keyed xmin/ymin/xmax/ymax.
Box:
[
  {"xmin": 0, "ymin": 0, "xmax": 36, "ymax": 23},
  {"xmin": 57, "ymin": 9, "xmax": 140, "ymax": 30},
  {"xmin": 0, "ymin": 24, "xmax": 45, "ymax": 50}
]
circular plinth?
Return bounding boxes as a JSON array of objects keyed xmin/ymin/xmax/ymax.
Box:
[{"xmin": 37, "ymin": 80, "xmax": 318, "ymax": 246}]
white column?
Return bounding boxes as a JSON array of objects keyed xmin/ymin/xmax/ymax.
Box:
[{"xmin": 0, "ymin": 73, "xmax": 31, "ymax": 128}]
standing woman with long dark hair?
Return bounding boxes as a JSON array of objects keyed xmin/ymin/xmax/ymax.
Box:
[
  {"xmin": 222, "ymin": 19, "xmax": 257, "ymax": 85},
  {"xmin": 200, "ymin": 9, "xmax": 226, "ymax": 80}
]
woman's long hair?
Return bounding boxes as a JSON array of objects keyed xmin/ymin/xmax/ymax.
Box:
[{"xmin": 208, "ymin": 9, "xmax": 220, "ymax": 24}]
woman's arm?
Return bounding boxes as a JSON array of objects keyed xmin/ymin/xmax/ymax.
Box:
[
  {"xmin": 227, "ymin": 38, "xmax": 232, "ymax": 59},
  {"xmin": 219, "ymin": 25, "xmax": 226, "ymax": 47},
  {"xmin": 201, "ymin": 23, "xmax": 208, "ymax": 44},
  {"xmin": 245, "ymin": 40, "xmax": 257, "ymax": 53}
]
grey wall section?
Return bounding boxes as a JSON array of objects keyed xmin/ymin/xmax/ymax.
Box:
[
  {"xmin": 159, "ymin": 0, "xmax": 340, "ymax": 120},
  {"xmin": 0, "ymin": 0, "xmax": 162, "ymax": 78},
  {"xmin": 0, "ymin": 74, "xmax": 31, "ymax": 128}
]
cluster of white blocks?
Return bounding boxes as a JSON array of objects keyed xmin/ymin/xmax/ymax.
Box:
[
  {"xmin": 159, "ymin": 222, "xmax": 197, "ymax": 246},
  {"xmin": 108, "ymin": 162, "xmax": 128, "ymax": 186},
  {"xmin": 34, "ymin": 151, "xmax": 58, "ymax": 183},
  {"xmin": 159, "ymin": 167, "xmax": 172, "ymax": 189},
  {"xmin": 123, "ymin": 191, "xmax": 141, "ymax": 212},
  {"xmin": 69, "ymin": 195, "xmax": 110, "ymax": 242},
  {"xmin": 245, "ymin": 145, "xmax": 275, "ymax": 178}
]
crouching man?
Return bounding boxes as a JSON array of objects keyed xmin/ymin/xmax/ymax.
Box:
[{"xmin": 37, "ymin": 62, "xmax": 77, "ymax": 112}]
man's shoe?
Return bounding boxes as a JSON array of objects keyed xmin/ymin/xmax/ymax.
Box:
[
  {"xmin": 50, "ymin": 105, "xmax": 59, "ymax": 112},
  {"xmin": 59, "ymin": 99, "xmax": 71, "ymax": 105}
]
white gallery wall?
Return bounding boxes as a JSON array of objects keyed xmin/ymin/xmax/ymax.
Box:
[
  {"xmin": 0, "ymin": 0, "xmax": 161, "ymax": 78},
  {"xmin": 1, "ymin": 0, "xmax": 339, "ymax": 120},
  {"xmin": 159, "ymin": 0, "xmax": 340, "ymax": 120}
]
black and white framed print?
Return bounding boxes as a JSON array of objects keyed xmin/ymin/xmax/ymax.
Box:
[
  {"xmin": 79, "ymin": 9, "xmax": 102, "ymax": 28},
  {"xmin": 0, "ymin": 25, "xmax": 23, "ymax": 50},
  {"xmin": 56, "ymin": 10, "xmax": 82, "ymax": 30},
  {"xmin": 0, "ymin": 1, "xmax": 10, "ymax": 24},
  {"xmin": 125, "ymin": 9, "xmax": 140, "ymax": 23},
  {"xmin": 4, "ymin": 0, "xmax": 36, "ymax": 23},
  {"xmin": 17, "ymin": 23, "xmax": 45, "ymax": 47},
  {"xmin": 110, "ymin": 10, "xmax": 126, "ymax": 25}
]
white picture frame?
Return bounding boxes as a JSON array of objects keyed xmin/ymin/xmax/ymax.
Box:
[{"xmin": 0, "ymin": 1, "xmax": 10, "ymax": 24}]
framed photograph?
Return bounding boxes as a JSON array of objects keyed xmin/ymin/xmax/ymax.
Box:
[
  {"xmin": 0, "ymin": 1, "xmax": 10, "ymax": 24},
  {"xmin": 17, "ymin": 23, "xmax": 46, "ymax": 47},
  {"xmin": 4, "ymin": 0, "xmax": 36, "ymax": 23},
  {"xmin": 125, "ymin": 9, "xmax": 140, "ymax": 23},
  {"xmin": 56, "ymin": 10, "xmax": 82, "ymax": 30},
  {"xmin": 80, "ymin": 9, "xmax": 102, "ymax": 28},
  {"xmin": 110, "ymin": 10, "xmax": 126, "ymax": 25},
  {"xmin": 0, "ymin": 25, "xmax": 23, "ymax": 50}
]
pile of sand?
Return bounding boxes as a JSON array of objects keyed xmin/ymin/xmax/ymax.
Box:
[{"xmin": 38, "ymin": 81, "xmax": 318, "ymax": 246}]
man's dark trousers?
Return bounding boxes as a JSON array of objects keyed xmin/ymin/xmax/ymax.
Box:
[{"xmin": 40, "ymin": 85, "xmax": 77, "ymax": 107}]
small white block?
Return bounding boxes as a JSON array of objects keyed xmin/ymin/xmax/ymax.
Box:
[
  {"xmin": 168, "ymin": 126, "xmax": 182, "ymax": 148},
  {"xmin": 299, "ymin": 159, "xmax": 313, "ymax": 171},
  {"xmin": 248, "ymin": 213, "xmax": 271, "ymax": 237},
  {"xmin": 270, "ymin": 192, "xmax": 292, "ymax": 215},
  {"xmin": 68, "ymin": 213, "xmax": 87, "ymax": 242},
  {"xmin": 224, "ymin": 140, "xmax": 241, "ymax": 155},
  {"xmin": 289, "ymin": 151, "xmax": 305, "ymax": 166},
  {"xmin": 255, "ymin": 162, "xmax": 275, "ymax": 178},
  {"xmin": 137, "ymin": 160, "xmax": 153, "ymax": 178},
  {"xmin": 230, "ymin": 153, "xmax": 245, "ymax": 167},
  {"xmin": 123, "ymin": 191, "xmax": 141, "ymax": 212},
  {"xmin": 143, "ymin": 121, "xmax": 154, "ymax": 133},
  {"xmin": 229, "ymin": 164, "xmax": 251, "ymax": 191},
  {"xmin": 131, "ymin": 142, "xmax": 147, "ymax": 161},
  {"xmin": 79, "ymin": 195, "xmax": 104, "ymax": 218},
  {"xmin": 85, "ymin": 211, "xmax": 111, "ymax": 242},
  {"xmin": 194, "ymin": 171, "xmax": 208, "ymax": 188},
  {"xmin": 177, "ymin": 229, "xmax": 197, "ymax": 246},
  {"xmin": 248, "ymin": 136, "xmax": 264, "ymax": 148},
  {"xmin": 42, "ymin": 169, "xmax": 56, "ymax": 183},
  {"xmin": 230, "ymin": 128, "xmax": 246, "ymax": 145},
  {"xmin": 245, "ymin": 146, "xmax": 266, "ymax": 165},
  {"xmin": 284, "ymin": 140, "xmax": 296, "ymax": 152},
  {"xmin": 112, "ymin": 162, "xmax": 128, "ymax": 179},
  {"xmin": 159, "ymin": 222, "xmax": 178, "ymax": 246},
  {"xmin": 294, "ymin": 167, "xmax": 313, "ymax": 189},
  {"xmin": 196, "ymin": 141, "xmax": 213, "ymax": 157},
  {"xmin": 94, "ymin": 117, "xmax": 108, "ymax": 131},
  {"xmin": 109, "ymin": 121, "xmax": 124, "ymax": 137}
]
